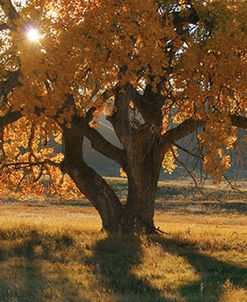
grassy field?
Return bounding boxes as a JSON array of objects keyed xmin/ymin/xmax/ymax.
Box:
[{"xmin": 0, "ymin": 179, "xmax": 246, "ymax": 301}]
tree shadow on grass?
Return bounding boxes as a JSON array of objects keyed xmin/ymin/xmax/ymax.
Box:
[
  {"xmin": 0, "ymin": 230, "xmax": 82, "ymax": 302},
  {"xmin": 218, "ymin": 202, "xmax": 247, "ymax": 214},
  {"xmin": 152, "ymin": 236, "xmax": 247, "ymax": 302},
  {"xmin": 86, "ymin": 235, "xmax": 172, "ymax": 302},
  {"xmin": 156, "ymin": 201, "xmax": 247, "ymax": 216}
]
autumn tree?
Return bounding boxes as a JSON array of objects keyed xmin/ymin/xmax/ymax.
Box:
[{"xmin": 0, "ymin": 0, "xmax": 247, "ymax": 234}]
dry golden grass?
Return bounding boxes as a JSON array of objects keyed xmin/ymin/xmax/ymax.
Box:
[{"xmin": 0, "ymin": 180, "xmax": 246, "ymax": 301}]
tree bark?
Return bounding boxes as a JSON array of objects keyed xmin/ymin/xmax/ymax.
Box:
[
  {"xmin": 120, "ymin": 125, "xmax": 169, "ymax": 234},
  {"xmin": 104, "ymin": 86, "xmax": 169, "ymax": 234},
  {"xmin": 61, "ymin": 116, "xmax": 123, "ymax": 234}
]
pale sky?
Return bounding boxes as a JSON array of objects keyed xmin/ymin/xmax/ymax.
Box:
[{"xmin": 13, "ymin": 0, "xmax": 26, "ymax": 8}]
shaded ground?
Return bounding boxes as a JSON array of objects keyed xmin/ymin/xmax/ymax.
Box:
[
  {"xmin": 2, "ymin": 178, "xmax": 247, "ymax": 206},
  {"xmin": 0, "ymin": 179, "xmax": 246, "ymax": 301},
  {"xmin": 106, "ymin": 178, "xmax": 247, "ymax": 203}
]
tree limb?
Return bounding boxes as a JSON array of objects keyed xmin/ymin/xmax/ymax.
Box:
[
  {"xmin": 0, "ymin": 159, "xmax": 61, "ymax": 170},
  {"xmin": 231, "ymin": 115, "xmax": 247, "ymax": 129},
  {"xmin": 162, "ymin": 114, "xmax": 247, "ymax": 147},
  {"xmin": 0, "ymin": 70, "xmax": 21, "ymax": 101},
  {"xmin": 163, "ymin": 118, "xmax": 204, "ymax": 144},
  {"xmin": 0, "ymin": 110, "xmax": 22, "ymax": 127},
  {"xmin": 173, "ymin": 142, "xmax": 203, "ymax": 160},
  {"xmin": 170, "ymin": 145, "xmax": 214, "ymax": 201},
  {"xmin": 132, "ymin": 85, "xmax": 164, "ymax": 126},
  {"xmin": 84, "ymin": 124, "xmax": 127, "ymax": 167},
  {"xmin": 0, "ymin": 23, "xmax": 9, "ymax": 31},
  {"xmin": 107, "ymin": 85, "xmax": 135, "ymax": 149}
]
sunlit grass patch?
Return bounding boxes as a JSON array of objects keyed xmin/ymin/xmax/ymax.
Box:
[{"xmin": 0, "ymin": 190, "xmax": 246, "ymax": 301}]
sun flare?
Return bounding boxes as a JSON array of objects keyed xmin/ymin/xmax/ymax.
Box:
[{"xmin": 26, "ymin": 28, "xmax": 43, "ymax": 42}]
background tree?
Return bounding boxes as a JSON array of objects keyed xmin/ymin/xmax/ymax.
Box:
[{"xmin": 0, "ymin": 0, "xmax": 247, "ymax": 234}]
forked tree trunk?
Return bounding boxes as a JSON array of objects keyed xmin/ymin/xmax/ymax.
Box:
[{"xmin": 62, "ymin": 117, "xmax": 169, "ymax": 235}]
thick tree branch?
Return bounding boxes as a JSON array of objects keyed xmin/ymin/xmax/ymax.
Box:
[
  {"xmin": 231, "ymin": 115, "xmax": 247, "ymax": 129},
  {"xmin": 0, "ymin": 70, "xmax": 21, "ymax": 100},
  {"xmin": 84, "ymin": 124, "xmax": 126, "ymax": 167},
  {"xmin": 107, "ymin": 85, "xmax": 135, "ymax": 149},
  {"xmin": 0, "ymin": 23, "xmax": 9, "ymax": 31},
  {"xmin": 133, "ymin": 85, "xmax": 164, "ymax": 126},
  {"xmin": 163, "ymin": 118, "xmax": 204, "ymax": 144},
  {"xmin": 0, "ymin": 110, "xmax": 22, "ymax": 127},
  {"xmin": 62, "ymin": 118, "xmax": 123, "ymax": 233},
  {"xmin": 163, "ymin": 114, "xmax": 247, "ymax": 147}
]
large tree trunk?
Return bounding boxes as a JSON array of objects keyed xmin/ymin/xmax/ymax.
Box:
[
  {"xmin": 102, "ymin": 85, "xmax": 170, "ymax": 234},
  {"xmin": 120, "ymin": 126, "xmax": 169, "ymax": 234},
  {"xmin": 60, "ymin": 86, "xmax": 173, "ymax": 235},
  {"xmin": 61, "ymin": 116, "xmax": 169, "ymax": 235},
  {"xmin": 62, "ymin": 116, "xmax": 123, "ymax": 234}
]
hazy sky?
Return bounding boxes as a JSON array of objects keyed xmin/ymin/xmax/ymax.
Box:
[{"xmin": 13, "ymin": 0, "xmax": 26, "ymax": 7}]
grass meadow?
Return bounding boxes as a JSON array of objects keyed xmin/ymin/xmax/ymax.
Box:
[{"xmin": 0, "ymin": 179, "xmax": 246, "ymax": 301}]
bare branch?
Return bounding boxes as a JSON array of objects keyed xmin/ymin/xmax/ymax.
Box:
[
  {"xmin": 15, "ymin": 170, "xmax": 28, "ymax": 191},
  {"xmin": 173, "ymin": 142, "xmax": 203, "ymax": 160},
  {"xmin": 0, "ymin": 160, "xmax": 61, "ymax": 170},
  {"xmin": 170, "ymin": 146, "xmax": 212, "ymax": 201},
  {"xmin": 223, "ymin": 175, "xmax": 247, "ymax": 198}
]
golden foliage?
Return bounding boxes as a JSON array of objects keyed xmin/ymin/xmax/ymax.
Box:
[
  {"xmin": 198, "ymin": 115, "xmax": 237, "ymax": 181},
  {"xmin": 162, "ymin": 147, "xmax": 178, "ymax": 174},
  {"xmin": 0, "ymin": 0, "xmax": 246, "ymax": 187},
  {"xmin": 119, "ymin": 167, "xmax": 127, "ymax": 178}
]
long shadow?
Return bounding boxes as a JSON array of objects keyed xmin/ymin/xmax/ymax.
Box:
[
  {"xmin": 156, "ymin": 185, "xmax": 247, "ymax": 205},
  {"xmin": 152, "ymin": 236, "xmax": 247, "ymax": 302},
  {"xmin": 156, "ymin": 201, "xmax": 247, "ymax": 215},
  {"xmin": 86, "ymin": 235, "xmax": 172, "ymax": 302},
  {"xmin": 0, "ymin": 230, "xmax": 82, "ymax": 302},
  {"xmin": 218, "ymin": 202, "xmax": 247, "ymax": 214}
]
